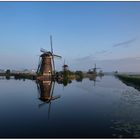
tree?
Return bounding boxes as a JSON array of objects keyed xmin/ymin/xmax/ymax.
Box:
[{"xmin": 75, "ymin": 71, "xmax": 83, "ymax": 79}]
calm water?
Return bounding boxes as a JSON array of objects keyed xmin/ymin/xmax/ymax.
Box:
[{"xmin": 0, "ymin": 75, "xmax": 140, "ymax": 138}]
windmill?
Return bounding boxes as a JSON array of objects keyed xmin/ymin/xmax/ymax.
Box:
[
  {"xmin": 91, "ymin": 64, "xmax": 101, "ymax": 75},
  {"xmin": 37, "ymin": 36, "xmax": 62, "ymax": 78},
  {"xmin": 62, "ymin": 59, "xmax": 69, "ymax": 72}
]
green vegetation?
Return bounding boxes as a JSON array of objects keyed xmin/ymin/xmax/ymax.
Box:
[
  {"xmin": 75, "ymin": 71, "xmax": 83, "ymax": 81},
  {"xmin": 62, "ymin": 70, "xmax": 84, "ymax": 81},
  {"xmin": 117, "ymin": 74, "xmax": 140, "ymax": 87},
  {"xmin": 14, "ymin": 73, "xmax": 37, "ymax": 80}
]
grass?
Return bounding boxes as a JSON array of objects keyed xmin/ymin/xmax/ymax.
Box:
[
  {"xmin": 117, "ymin": 74, "xmax": 140, "ymax": 84},
  {"xmin": 117, "ymin": 74, "xmax": 140, "ymax": 91}
]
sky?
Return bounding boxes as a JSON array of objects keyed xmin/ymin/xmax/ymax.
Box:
[{"xmin": 0, "ymin": 1, "xmax": 140, "ymax": 72}]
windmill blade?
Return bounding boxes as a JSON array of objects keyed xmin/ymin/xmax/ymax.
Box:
[
  {"xmin": 36, "ymin": 82, "xmax": 42, "ymax": 99},
  {"xmin": 50, "ymin": 35, "xmax": 53, "ymax": 53},
  {"xmin": 47, "ymin": 80, "xmax": 54, "ymax": 120},
  {"xmin": 40, "ymin": 48, "xmax": 48, "ymax": 53},
  {"xmin": 38, "ymin": 95, "xmax": 60, "ymax": 108},
  {"xmin": 37, "ymin": 82, "xmax": 41, "ymax": 95},
  {"xmin": 50, "ymin": 35, "xmax": 55, "ymax": 74},
  {"xmin": 53, "ymin": 54, "xmax": 62, "ymax": 58},
  {"xmin": 50, "ymin": 81, "xmax": 55, "ymax": 97},
  {"xmin": 50, "ymin": 82, "xmax": 61, "ymax": 100},
  {"xmin": 51, "ymin": 95, "xmax": 61, "ymax": 100},
  {"xmin": 48, "ymin": 101, "xmax": 51, "ymax": 120},
  {"xmin": 52, "ymin": 55, "xmax": 55, "ymax": 75},
  {"xmin": 37, "ymin": 57, "xmax": 41, "ymax": 73},
  {"xmin": 38, "ymin": 102, "xmax": 48, "ymax": 108}
]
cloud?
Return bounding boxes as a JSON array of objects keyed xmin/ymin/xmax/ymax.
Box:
[
  {"xmin": 94, "ymin": 50, "xmax": 112, "ymax": 56},
  {"xmin": 74, "ymin": 55, "xmax": 96, "ymax": 62},
  {"xmin": 95, "ymin": 50, "xmax": 108, "ymax": 54},
  {"xmin": 113, "ymin": 38, "xmax": 137, "ymax": 48}
]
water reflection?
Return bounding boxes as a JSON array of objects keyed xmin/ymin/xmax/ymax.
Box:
[
  {"xmin": 56, "ymin": 78, "xmax": 72, "ymax": 87},
  {"xmin": 75, "ymin": 77, "xmax": 83, "ymax": 82},
  {"xmin": 1, "ymin": 75, "xmax": 140, "ymax": 137},
  {"xmin": 89, "ymin": 75, "xmax": 101, "ymax": 86},
  {"xmin": 6, "ymin": 75, "xmax": 10, "ymax": 80},
  {"xmin": 111, "ymin": 89, "xmax": 140, "ymax": 138},
  {"xmin": 37, "ymin": 80, "xmax": 60, "ymax": 103},
  {"xmin": 117, "ymin": 76, "xmax": 140, "ymax": 91},
  {"xmin": 37, "ymin": 80, "xmax": 61, "ymax": 119},
  {"xmin": 121, "ymin": 80, "xmax": 140, "ymax": 91}
]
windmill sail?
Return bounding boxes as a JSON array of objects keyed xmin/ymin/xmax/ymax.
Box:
[
  {"xmin": 53, "ymin": 54, "xmax": 62, "ymax": 58},
  {"xmin": 50, "ymin": 35, "xmax": 55, "ymax": 76},
  {"xmin": 37, "ymin": 56, "xmax": 41, "ymax": 73}
]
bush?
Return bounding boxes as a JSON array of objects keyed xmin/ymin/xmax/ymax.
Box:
[{"xmin": 75, "ymin": 71, "xmax": 83, "ymax": 79}]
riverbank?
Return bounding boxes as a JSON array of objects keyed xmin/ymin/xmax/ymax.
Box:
[
  {"xmin": 117, "ymin": 74, "xmax": 140, "ymax": 84},
  {"xmin": 0, "ymin": 73, "xmax": 37, "ymax": 80},
  {"xmin": 117, "ymin": 74, "xmax": 140, "ymax": 90},
  {"xmin": 0, "ymin": 72, "xmax": 103, "ymax": 81}
]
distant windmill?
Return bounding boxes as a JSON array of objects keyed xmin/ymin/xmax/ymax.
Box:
[
  {"xmin": 37, "ymin": 36, "xmax": 62, "ymax": 77},
  {"xmin": 92, "ymin": 64, "xmax": 101, "ymax": 74},
  {"xmin": 62, "ymin": 59, "xmax": 69, "ymax": 72}
]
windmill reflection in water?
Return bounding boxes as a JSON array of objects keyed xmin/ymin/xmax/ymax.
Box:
[{"xmin": 37, "ymin": 79, "xmax": 61, "ymax": 119}]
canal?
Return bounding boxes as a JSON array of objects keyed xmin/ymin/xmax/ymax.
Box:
[{"xmin": 0, "ymin": 75, "xmax": 140, "ymax": 138}]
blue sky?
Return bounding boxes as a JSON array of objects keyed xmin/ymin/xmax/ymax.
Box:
[{"xmin": 0, "ymin": 2, "xmax": 140, "ymax": 72}]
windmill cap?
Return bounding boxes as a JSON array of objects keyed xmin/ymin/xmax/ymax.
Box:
[{"xmin": 40, "ymin": 52, "xmax": 52, "ymax": 57}]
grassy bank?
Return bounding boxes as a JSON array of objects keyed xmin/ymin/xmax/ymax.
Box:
[
  {"xmin": 117, "ymin": 74, "xmax": 140, "ymax": 90},
  {"xmin": 117, "ymin": 74, "xmax": 140, "ymax": 84}
]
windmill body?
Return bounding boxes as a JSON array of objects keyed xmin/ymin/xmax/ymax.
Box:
[
  {"xmin": 39, "ymin": 52, "xmax": 54, "ymax": 76},
  {"xmin": 92, "ymin": 64, "xmax": 101, "ymax": 74}
]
